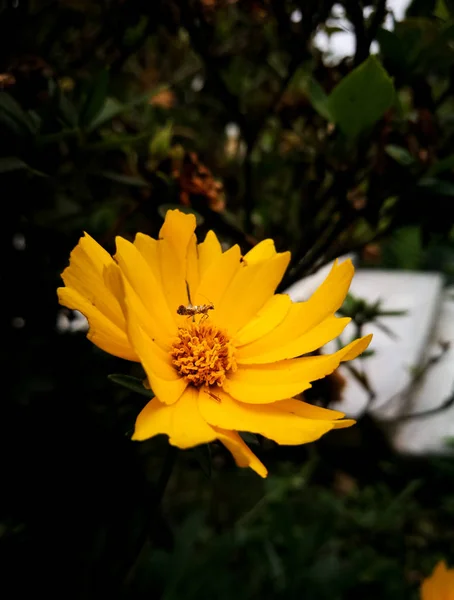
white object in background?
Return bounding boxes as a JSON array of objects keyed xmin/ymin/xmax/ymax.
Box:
[
  {"xmin": 392, "ymin": 286, "xmax": 454, "ymax": 455},
  {"xmin": 286, "ymin": 262, "xmax": 454, "ymax": 455},
  {"xmin": 56, "ymin": 309, "xmax": 89, "ymax": 333}
]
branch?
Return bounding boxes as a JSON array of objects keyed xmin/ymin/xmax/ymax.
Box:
[
  {"xmin": 347, "ymin": 0, "xmax": 387, "ymax": 66},
  {"xmin": 346, "ymin": 0, "xmax": 368, "ymax": 65}
]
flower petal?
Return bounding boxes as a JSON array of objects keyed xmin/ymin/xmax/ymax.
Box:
[
  {"xmin": 58, "ymin": 287, "xmax": 137, "ymax": 361},
  {"xmin": 115, "ymin": 236, "xmax": 178, "ymax": 345},
  {"xmin": 58, "ymin": 233, "xmax": 136, "ymax": 360},
  {"xmin": 421, "ymin": 561, "xmax": 454, "ymax": 600},
  {"xmin": 125, "ymin": 296, "xmax": 187, "ymax": 405},
  {"xmin": 233, "ymin": 294, "xmax": 292, "ymax": 347},
  {"xmin": 61, "ymin": 233, "xmax": 126, "ymax": 331},
  {"xmin": 211, "ymin": 251, "xmax": 291, "ymax": 335},
  {"xmin": 199, "ymin": 388, "xmax": 340, "ymax": 445},
  {"xmin": 297, "ymin": 258, "xmax": 354, "ymax": 329},
  {"xmin": 236, "ymin": 316, "xmax": 351, "ymax": 363},
  {"xmin": 186, "ymin": 233, "xmax": 200, "ymax": 300},
  {"xmin": 198, "ymin": 230, "xmax": 222, "ymax": 280},
  {"xmin": 132, "ymin": 387, "xmax": 218, "ymax": 448},
  {"xmin": 275, "ymin": 399, "xmax": 356, "ymax": 429},
  {"xmin": 157, "ymin": 209, "xmax": 197, "ymax": 309},
  {"xmin": 192, "ymin": 244, "xmax": 242, "ymax": 307},
  {"xmin": 224, "ymin": 334, "xmax": 372, "ymax": 403},
  {"xmin": 243, "ymin": 239, "xmax": 277, "ymax": 264},
  {"xmin": 234, "ymin": 259, "xmax": 354, "ymax": 362},
  {"xmin": 133, "ymin": 233, "xmax": 162, "ymax": 285},
  {"xmin": 213, "ymin": 428, "xmax": 268, "ymax": 478}
]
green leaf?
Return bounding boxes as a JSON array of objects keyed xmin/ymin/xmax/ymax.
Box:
[
  {"xmin": 382, "ymin": 226, "xmax": 423, "ymax": 270},
  {"xmin": 326, "ymin": 56, "xmax": 395, "ymax": 138},
  {"xmin": 88, "ymin": 84, "xmax": 169, "ymax": 131},
  {"xmin": 97, "ymin": 171, "xmax": 149, "ymax": 187},
  {"xmin": 385, "ymin": 145, "xmax": 415, "ymax": 166},
  {"xmin": 108, "ymin": 374, "xmax": 154, "ymax": 398},
  {"xmin": 376, "ymin": 28, "xmax": 408, "ymax": 71},
  {"xmin": 0, "ymin": 157, "xmax": 29, "ymax": 173},
  {"xmin": 427, "ymin": 154, "xmax": 454, "ymax": 176},
  {"xmin": 36, "ymin": 128, "xmax": 79, "ymax": 146},
  {"xmin": 435, "ymin": 0, "xmax": 450, "ymax": 19},
  {"xmin": 87, "ymin": 130, "xmax": 154, "ymax": 150},
  {"xmin": 307, "ymin": 78, "xmax": 332, "ymax": 121},
  {"xmin": 418, "ymin": 177, "xmax": 454, "ymax": 196},
  {"xmin": 88, "ymin": 96, "xmax": 124, "ymax": 131},
  {"xmin": 0, "ymin": 156, "xmax": 46, "ymax": 177},
  {"xmin": 0, "ymin": 92, "xmax": 38, "ymax": 135},
  {"xmin": 149, "ymin": 122, "xmax": 173, "ymax": 158},
  {"xmin": 79, "ymin": 69, "xmax": 110, "ymax": 128}
]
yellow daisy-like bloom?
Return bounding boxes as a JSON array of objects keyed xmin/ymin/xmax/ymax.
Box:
[
  {"xmin": 57, "ymin": 209, "xmax": 371, "ymax": 477},
  {"xmin": 421, "ymin": 561, "xmax": 454, "ymax": 600}
]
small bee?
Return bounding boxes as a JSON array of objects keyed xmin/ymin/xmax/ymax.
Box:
[{"xmin": 176, "ymin": 302, "xmax": 214, "ymax": 319}]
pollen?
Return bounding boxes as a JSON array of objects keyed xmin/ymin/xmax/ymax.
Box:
[{"xmin": 171, "ymin": 323, "xmax": 237, "ymax": 387}]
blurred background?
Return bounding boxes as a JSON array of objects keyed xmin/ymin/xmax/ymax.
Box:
[{"xmin": 2, "ymin": 0, "xmax": 454, "ymax": 598}]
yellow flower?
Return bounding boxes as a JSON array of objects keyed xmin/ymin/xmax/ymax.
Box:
[
  {"xmin": 58, "ymin": 209, "xmax": 371, "ymax": 477},
  {"xmin": 421, "ymin": 561, "xmax": 454, "ymax": 600}
]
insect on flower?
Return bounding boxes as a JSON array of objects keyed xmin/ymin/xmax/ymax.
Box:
[
  {"xmin": 176, "ymin": 301, "xmax": 214, "ymax": 319},
  {"xmin": 177, "ymin": 284, "xmax": 214, "ymax": 320}
]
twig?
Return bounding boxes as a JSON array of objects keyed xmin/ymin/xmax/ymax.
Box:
[
  {"xmin": 346, "ymin": 0, "xmax": 368, "ymax": 66},
  {"xmin": 383, "ymin": 382, "xmax": 454, "ymax": 423},
  {"xmin": 348, "ymin": 0, "xmax": 387, "ymax": 66}
]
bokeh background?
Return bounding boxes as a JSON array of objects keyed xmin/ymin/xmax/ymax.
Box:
[{"xmin": 2, "ymin": 0, "xmax": 454, "ymax": 598}]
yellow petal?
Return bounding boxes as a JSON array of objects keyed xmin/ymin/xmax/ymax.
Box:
[
  {"xmin": 199, "ymin": 388, "xmax": 337, "ymax": 445},
  {"xmin": 186, "ymin": 233, "xmax": 200, "ymax": 300},
  {"xmin": 234, "ymin": 260, "xmax": 354, "ymax": 362},
  {"xmin": 233, "ymin": 294, "xmax": 292, "ymax": 347},
  {"xmin": 125, "ymin": 297, "xmax": 187, "ymax": 405},
  {"xmin": 103, "ymin": 262, "xmax": 124, "ymax": 302},
  {"xmin": 276, "ymin": 396, "xmax": 356, "ymax": 429},
  {"xmin": 275, "ymin": 398, "xmax": 347, "ymax": 421},
  {"xmin": 211, "ymin": 251, "xmax": 291, "ymax": 335},
  {"xmin": 236, "ymin": 316, "xmax": 351, "ymax": 363},
  {"xmin": 61, "ymin": 232, "xmax": 126, "ymax": 331},
  {"xmin": 193, "ymin": 244, "xmax": 242, "ymax": 307},
  {"xmin": 58, "ymin": 233, "xmax": 137, "ymax": 360},
  {"xmin": 421, "ymin": 561, "xmax": 454, "ymax": 600},
  {"xmin": 133, "ymin": 233, "xmax": 162, "ymax": 285},
  {"xmin": 243, "ymin": 239, "xmax": 277, "ymax": 264},
  {"xmin": 57, "ymin": 287, "xmax": 138, "ymax": 361},
  {"xmin": 298, "ymin": 258, "xmax": 355, "ymax": 330},
  {"xmin": 132, "ymin": 387, "xmax": 218, "ymax": 448},
  {"xmin": 157, "ymin": 209, "xmax": 197, "ymax": 309},
  {"xmin": 213, "ymin": 428, "xmax": 268, "ymax": 478},
  {"xmin": 115, "ymin": 236, "xmax": 177, "ymax": 344},
  {"xmin": 331, "ymin": 419, "xmax": 356, "ymax": 429},
  {"xmin": 198, "ymin": 230, "xmax": 222, "ymax": 280},
  {"xmin": 224, "ymin": 334, "xmax": 372, "ymax": 403}
]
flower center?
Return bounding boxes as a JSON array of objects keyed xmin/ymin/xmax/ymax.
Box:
[{"xmin": 171, "ymin": 323, "xmax": 237, "ymax": 387}]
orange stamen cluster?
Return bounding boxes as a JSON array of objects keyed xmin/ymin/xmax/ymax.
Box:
[{"xmin": 171, "ymin": 323, "xmax": 237, "ymax": 387}]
